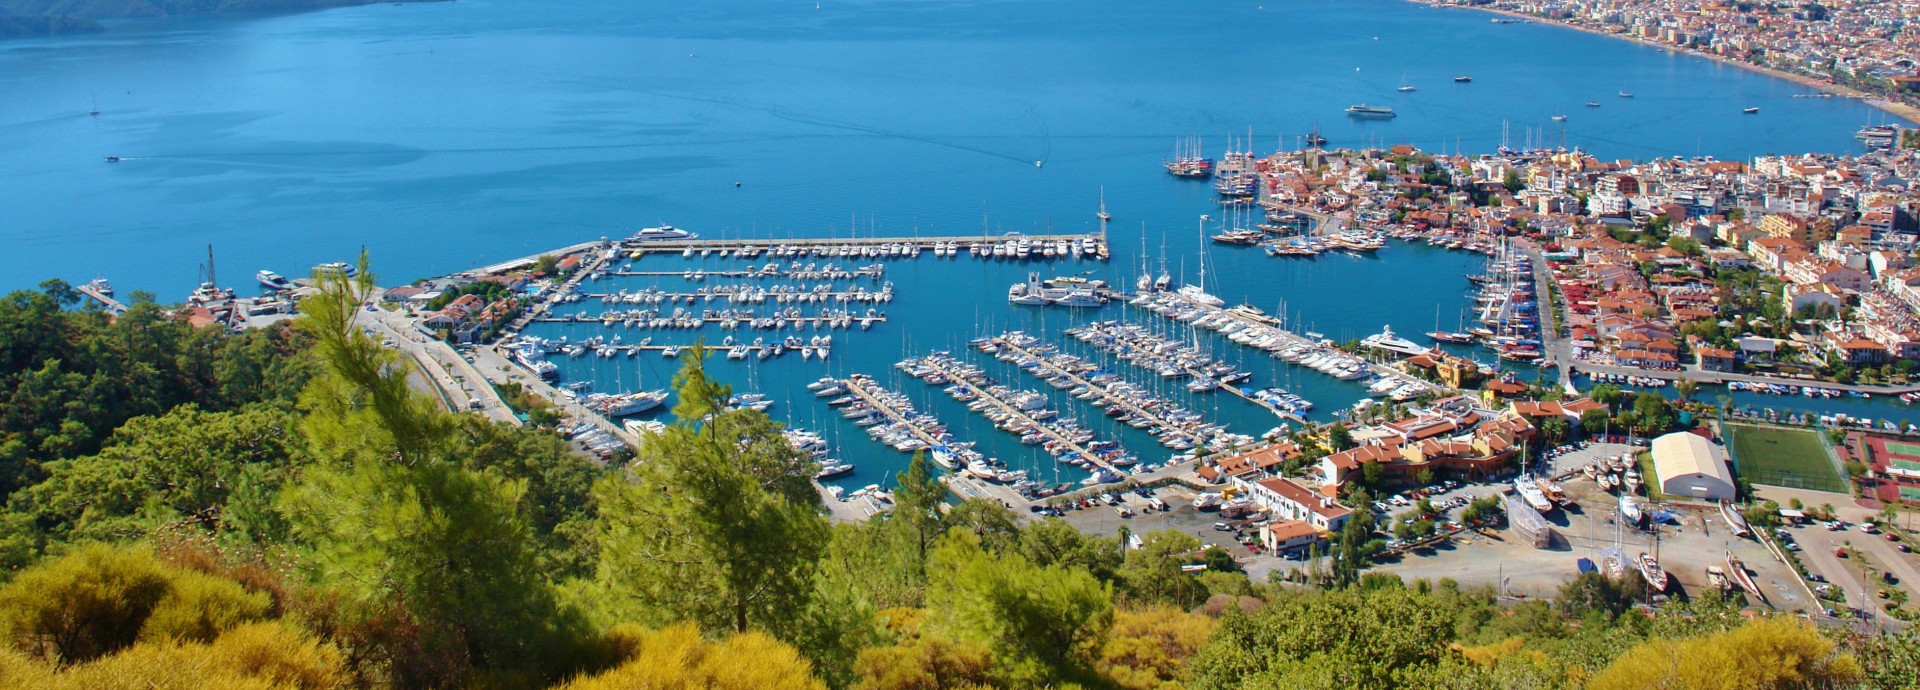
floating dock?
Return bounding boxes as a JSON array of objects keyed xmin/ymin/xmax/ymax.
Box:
[
  {"xmin": 621, "ymin": 232, "xmax": 1110, "ymax": 261},
  {"xmin": 982, "ymin": 332, "xmax": 1230, "ymax": 447},
  {"xmin": 1059, "ymin": 323, "xmax": 1310, "ymax": 424},
  {"xmin": 77, "ymin": 283, "xmax": 127, "ymax": 315},
  {"xmin": 908, "ymin": 353, "xmax": 1129, "ymax": 477}
]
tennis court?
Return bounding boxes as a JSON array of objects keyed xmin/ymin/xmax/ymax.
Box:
[
  {"xmin": 1886, "ymin": 441, "xmax": 1920, "ymax": 457},
  {"xmin": 1727, "ymin": 424, "xmax": 1847, "ymax": 492}
]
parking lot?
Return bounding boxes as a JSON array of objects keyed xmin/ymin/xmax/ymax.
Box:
[
  {"xmin": 1776, "ymin": 517, "xmax": 1920, "ymax": 617},
  {"xmin": 1371, "ymin": 462, "xmax": 1813, "ymax": 611},
  {"xmin": 1058, "ymin": 484, "xmax": 1266, "ymax": 561}
]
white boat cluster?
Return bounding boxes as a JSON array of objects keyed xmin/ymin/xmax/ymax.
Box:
[
  {"xmin": 783, "ymin": 428, "xmax": 855, "ymax": 481},
  {"xmin": 587, "ymin": 282, "xmax": 895, "ymax": 305},
  {"xmin": 1006, "ymin": 272, "xmax": 1108, "ymax": 308},
  {"xmin": 962, "ymin": 236, "xmax": 1103, "ymax": 260},
  {"xmin": 563, "ymin": 306, "xmax": 883, "ymax": 331},
  {"xmin": 718, "ymin": 334, "xmax": 835, "ymax": 361},
  {"xmin": 1130, "ymin": 292, "xmax": 1371, "ymax": 381},
  {"xmin": 978, "ymin": 331, "xmax": 1244, "ymax": 453},
  {"xmin": 1061, "ymin": 320, "xmax": 1249, "ymax": 392},
  {"xmin": 1364, "ymin": 373, "xmax": 1436, "ymax": 402},
  {"xmin": 558, "ymin": 421, "xmax": 629, "ymax": 457},
  {"xmin": 812, "ymin": 375, "xmax": 974, "ymax": 459},
  {"xmin": 900, "ymin": 352, "xmax": 1138, "ymax": 485},
  {"xmin": 606, "ymin": 261, "xmax": 887, "ymax": 282}
]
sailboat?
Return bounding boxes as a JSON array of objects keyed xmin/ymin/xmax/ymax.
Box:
[
  {"xmin": 1096, "ymin": 186, "xmax": 1111, "ymax": 222},
  {"xmin": 1397, "ymin": 71, "xmax": 1415, "ymax": 92},
  {"xmin": 1176, "ymin": 215, "xmax": 1225, "ymax": 307}
]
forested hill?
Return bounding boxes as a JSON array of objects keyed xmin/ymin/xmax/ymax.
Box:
[{"xmin": 0, "ymin": 0, "xmax": 434, "ymax": 38}]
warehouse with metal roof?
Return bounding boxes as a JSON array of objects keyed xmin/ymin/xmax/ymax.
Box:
[{"xmin": 1651, "ymin": 431, "xmax": 1735, "ymax": 502}]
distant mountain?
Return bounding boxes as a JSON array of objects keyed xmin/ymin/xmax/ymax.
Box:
[
  {"xmin": 0, "ymin": 0, "xmax": 430, "ymax": 37},
  {"xmin": 0, "ymin": 11, "xmax": 104, "ymax": 37}
]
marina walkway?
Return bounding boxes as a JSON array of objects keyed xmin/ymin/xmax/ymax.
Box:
[
  {"xmin": 916, "ymin": 355, "xmax": 1124, "ymax": 476},
  {"xmin": 77, "ymin": 284, "xmax": 127, "ymax": 314},
  {"xmin": 620, "ymin": 231, "xmax": 1108, "ymax": 255},
  {"xmin": 987, "ymin": 334, "xmax": 1243, "ymax": 439},
  {"xmin": 1149, "ymin": 291, "xmax": 1406, "ymax": 390},
  {"xmin": 838, "ymin": 374, "xmax": 953, "ymax": 450},
  {"xmin": 1065, "ymin": 323, "xmax": 1309, "ymax": 424}
]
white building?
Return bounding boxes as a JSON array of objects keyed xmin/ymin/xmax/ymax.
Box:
[{"xmin": 1650, "ymin": 432, "xmax": 1736, "ymax": 502}]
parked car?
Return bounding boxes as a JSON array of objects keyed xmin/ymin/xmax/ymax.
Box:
[{"xmin": 1835, "ymin": 547, "xmax": 1849, "ymax": 558}]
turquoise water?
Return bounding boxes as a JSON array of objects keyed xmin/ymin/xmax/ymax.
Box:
[{"xmin": 4, "ymin": 0, "xmax": 1912, "ymax": 486}]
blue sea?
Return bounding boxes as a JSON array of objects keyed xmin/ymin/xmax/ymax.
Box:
[{"xmin": 3, "ymin": 0, "xmax": 1912, "ymax": 487}]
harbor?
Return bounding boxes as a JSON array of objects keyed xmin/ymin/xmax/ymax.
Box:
[
  {"xmin": 618, "ymin": 231, "xmax": 1112, "ymax": 262},
  {"xmin": 978, "ymin": 331, "xmax": 1246, "ymax": 451},
  {"xmin": 901, "ymin": 351, "xmax": 1138, "ymax": 485}
]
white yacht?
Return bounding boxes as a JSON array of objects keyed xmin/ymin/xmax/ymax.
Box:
[{"xmin": 631, "ymin": 225, "xmax": 697, "ymax": 241}]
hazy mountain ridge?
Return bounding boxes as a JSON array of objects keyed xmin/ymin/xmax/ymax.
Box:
[{"xmin": 0, "ymin": 0, "xmax": 434, "ymax": 37}]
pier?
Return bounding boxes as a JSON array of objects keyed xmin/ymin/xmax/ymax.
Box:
[
  {"xmin": 983, "ymin": 333, "xmax": 1239, "ymax": 444},
  {"xmin": 1063, "ymin": 321, "xmax": 1310, "ymax": 424},
  {"xmin": 607, "ymin": 264, "xmax": 887, "ymax": 281},
  {"xmin": 620, "ymin": 231, "xmax": 1111, "ymax": 261},
  {"xmin": 837, "ymin": 374, "xmax": 956, "ymax": 451},
  {"xmin": 77, "ymin": 283, "xmax": 127, "ymax": 315},
  {"xmin": 911, "ymin": 354, "xmax": 1126, "ymax": 476},
  {"xmin": 1139, "ymin": 290, "xmax": 1408, "ymax": 387},
  {"xmin": 530, "ymin": 313, "xmax": 883, "ymax": 329}
]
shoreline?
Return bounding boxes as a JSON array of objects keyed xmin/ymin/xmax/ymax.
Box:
[{"xmin": 1417, "ymin": 2, "xmax": 1920, "ymax": 127}]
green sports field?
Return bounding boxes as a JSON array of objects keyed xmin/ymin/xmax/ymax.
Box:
[{"xmin": 1727, "ymin": 425, "xmax": 1847, "ymax": 493}]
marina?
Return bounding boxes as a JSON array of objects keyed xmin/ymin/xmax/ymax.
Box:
[
  {"xmin": 618, "ymin": 232, "xmax": 1111, "ymax": 262},
  {"xmin": 977, "ymin": 331, "xmax": 1244, "ymax": 452},
  {"xmin": 1061, "ymin": 319, "xmax": 1311, "ymax": 422},
  {"xmin": 900, "ymin": 351, "xmax": 1137, "ymax": 485}
]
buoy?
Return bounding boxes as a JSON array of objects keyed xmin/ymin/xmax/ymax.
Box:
[{"xmin": 734, "ymin": 181, "xmax": 742, "ymax": 187}]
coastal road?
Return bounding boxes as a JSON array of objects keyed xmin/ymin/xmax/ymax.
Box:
[{"xmin": 359, "ymin": 307, "xmax": 521, "ymax": 426}]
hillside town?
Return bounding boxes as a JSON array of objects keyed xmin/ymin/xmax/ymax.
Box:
[
  {"xmin": 1256, "ymin": 139, "xmax": 1920, "ymax": 387},
  {"xmin": 1427, "ymin": 0, "xmax": 1920, "ymax": 118}
]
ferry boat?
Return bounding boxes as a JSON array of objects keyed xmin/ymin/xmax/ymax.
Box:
[
  {"xmin": 1345, "ymin": 103, "xmax": 1396, "ymax": 118},
  {"xmin": 1637, "ymin": 552, "xmax": 1668, "ymax": 593},
  {"xmin": 1210, "ymin": 230, "xmax": 1264, "ymax": 245},
  {"xmin": 313, "ymin": 261, "xmax": 357, "ymax": 279},
  {"xmin": 256, "ymin": 270, "xmax": 291, "ymax": 290},
  {"xmin": 1360, "ymin": 325, "xmax": 1429, "ymax": 356},
  {"xmin": 631, "ymin": 225, "xmax": 696, "ymax": 242}
]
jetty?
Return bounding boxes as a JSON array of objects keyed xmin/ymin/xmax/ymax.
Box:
[
  {"xmin": 835, "ymin": 374, "xmax": 959, "ymax": 452},
  {"xmin": 77, "ymin": 283, "xmax": 127, "ymax": 315},
  {"xmin": 1136, "ymin": 289, "xmax": 1407, "ymax": 387},
  {"xmin": 908, "ymin": 353, "xmax": 1128, "ymax": 477},
  {"xmin": 982, "ymin": 332, "xmax": 1230, "ymax": 446},
  {"xmin": 620, "ymin": 231, "xmax": 1110, "ymax": 261},
  {"xmin": 1062, "ymin": 320, "xmax": 1309, "ymax": 424},
  {"xmin": 606, "ymin": 264, "xmax": 887, "ymax": 281}
]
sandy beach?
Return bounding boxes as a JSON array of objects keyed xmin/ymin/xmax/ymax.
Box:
[{"xmin": 1416, "ymin": 1, "xmax": 1920, "ymax": 126}]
